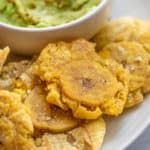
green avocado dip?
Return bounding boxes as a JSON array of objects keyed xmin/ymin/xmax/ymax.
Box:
[{"xmin": 0, "ymin": 0, "xmax": 101, "ymax": 28}]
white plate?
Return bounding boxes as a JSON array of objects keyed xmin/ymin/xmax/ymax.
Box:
[{"xmin": 102, "ymin": 0, "xmax": 150, "ymax": 150}]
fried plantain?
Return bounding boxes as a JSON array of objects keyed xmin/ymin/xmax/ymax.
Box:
[
  {"xmin": 34, "ymin": 39, "xmax": 99, "ymax": 82},
  {"xmin": 35, "ymin": 118, "xmax": 106, "ymax": 150},
  {"xmin": 60, "ymin": 59, "xmax": 129, "ymax": 117},
  {"xmin": 25, "ymin": 86, "xmax": 78, "ymax": 132},
  {"xmin": 0, "ymin": 90, "xmax": 35, "ymax": 150},
  {"xmin": 34, "ymin": 40, "xmax": 130, "ymax": 118},
  {"xmin": 93, "ymin": 17, "xmax": 150, "ymax": 51},
  {"xmin": 60, "ymin": 60, "xmax": 119, "ymax": 106},
  {"xmin": 99, "ymin": 41, "xmax": 150, "ymax": 107}
]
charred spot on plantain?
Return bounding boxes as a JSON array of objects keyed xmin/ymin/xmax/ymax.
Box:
[{"xmin": 81, "ymin": 78, "xmax": 95, "ymax": 89}]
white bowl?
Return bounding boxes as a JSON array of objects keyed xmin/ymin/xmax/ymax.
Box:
[{"xmin": 0, "ymin": 0, "xmax": 110, "ymax": 55}]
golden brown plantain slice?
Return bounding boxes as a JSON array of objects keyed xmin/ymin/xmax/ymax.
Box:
[
  {"xmin": 60, "ymin": 59, "xmax": 129, "ymax": 117},
  {"xmin": 46, "ymin": 59, "xmax": 128, "ymax": 118},
  {"xmin": 99, "ymin": 41, "xmax": 150, "ymax": 107},
  {"xmin": 99, "ymin": 42, "xmax": 149, "ymax": 85},
  {"xmin": 34, "ymin": 39, "xmax": 100, "ymax": 117},
  {"xmin": 34, "ymin": 40, "xmax": 129, "ymax": 118},
  {"xmin": 34, "ymin": 39, "xmax": 99, "ymax": 82},
  {"xmin": 35, "ymin": 118, "xmax": 106, "ymax": 150},
  {"xmin": 0, "ymin": 47, "xmax": 10, "ymax": 72},
  {"xmin": 0, "ymin": 90, "xmax": 35, "ymax": 150},
  {"xmin": 25, "ymin": 86, "xmax": 78, "ymax": 132},
  {"xmin": 93, "ymin": 17, "xmax": 139, "ymax": 50},
  {"xmin": 60, "ymin": 60, "xmax": 119, "ymax": 106},
  {"xmin": 93, "ymin": 17, "xmax": 150, "ymax": 50}
]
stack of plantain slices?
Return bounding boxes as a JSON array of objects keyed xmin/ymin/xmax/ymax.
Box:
[
  {"xmin": 0, "ymin": 44, "xmax": 107, "ymax": 150},
  {"xmin": 25, "ymin": 39, "xmax": 129, "ymax": 149},
  {"xmin": 0, "ymin": 17, "xmax": 149, "ymax": 150},
  {"xmin": 34, "ymin": 39, "xmax": 129, "ymax": 119},
  {"xmin": 93, "ymin": 17, "xmax": 150, "ymax": 108}
]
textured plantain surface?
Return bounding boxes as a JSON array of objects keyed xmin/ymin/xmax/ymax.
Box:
[
  {"xmin": 0, "ymin": 90, "xmax": 35, "ymax": 150},
  {"xmin": 0, "ymin": 46, "xmax": 106, "ymax": 150},
  {"xmin": 34, "ymin": 118, "xmax": 106, "ymax": 150},
  {"xmin": 25, "ymin": 86, "xmax": 79, "ymax": 132},
  {"xmin": 0, "ymin": 89, "xmax": 105, "ymax": 150},
  {"xmin": 34, "ymin": 39, "xmax": 129, "ymax": 118},
  {"xmin": 34, "ymin": 39, "xmax": 99, "ymax": 82},
  {"xmin": 97, "ymin": 57, "xmax": 129, "ymax": 114},
  {"xmin": 60, "ymin": 60, "xmax": 118, "ymax": 106},
  {"xmin": 99, "ymin": 40, "xmax": 150, "ymax": 108}
]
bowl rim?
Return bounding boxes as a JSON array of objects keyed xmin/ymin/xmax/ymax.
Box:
[{"xmin": 0, "ymin": 0, "xmax": 108, "ymax": 32}]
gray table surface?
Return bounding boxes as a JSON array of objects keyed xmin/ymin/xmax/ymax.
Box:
[
  {"xmin": 127, "ymin": 125, "xmax": 150, "ymax": 150},
  {"xmin": 111, "ymin": 0, "xmax": 150, "ymax": 149}
]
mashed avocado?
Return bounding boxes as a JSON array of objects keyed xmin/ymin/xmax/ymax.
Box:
[{"xmin": 0, "ymin": 0, "xmax": 101, "ymax": 28}]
